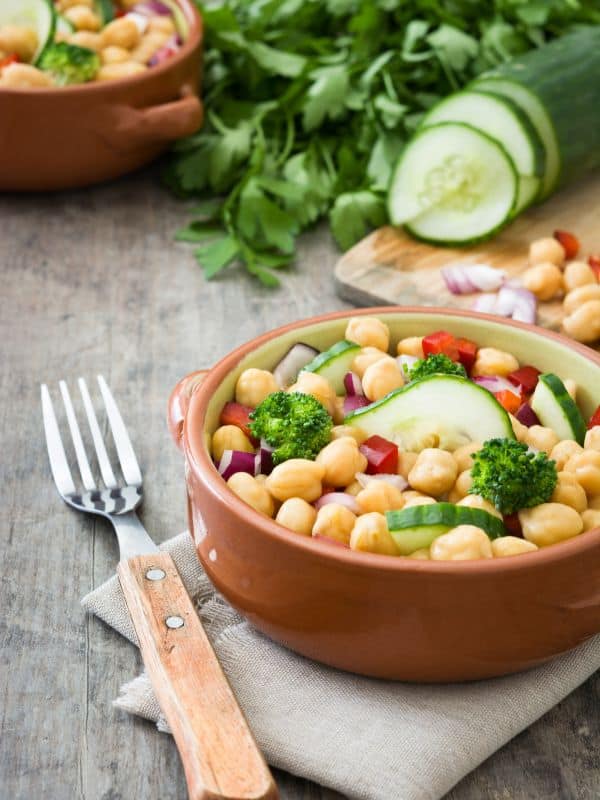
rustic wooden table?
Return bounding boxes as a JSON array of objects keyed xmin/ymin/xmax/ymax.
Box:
[{"xmin": 1, "ymin": 169, "xmax": 597, "ymax": 800}]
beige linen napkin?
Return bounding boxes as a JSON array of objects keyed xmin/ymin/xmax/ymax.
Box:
[{"xmin": 82, "ymin": 530, "xmax": 600, "ymax": 800}]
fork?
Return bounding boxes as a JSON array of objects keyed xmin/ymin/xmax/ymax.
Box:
[{"xmin": 41, "ymin": 376, "xmax": 277, "ymax": 800}]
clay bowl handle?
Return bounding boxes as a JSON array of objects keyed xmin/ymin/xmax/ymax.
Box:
[{"xmin": 168, "ymin": 370, "xmax": 209, "ymax": 450}]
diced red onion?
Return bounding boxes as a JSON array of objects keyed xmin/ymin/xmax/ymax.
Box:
[
  {"xmin": 148, "ymin": 34, "xmax": 182, "ymax": 66},
  {"xmin": 471, "ymin": 293, "xmax": 499, "ymax": 314},
  {"xmin": 132, "ymin": 1, "xmax": 173, "ymax": 15},
  {"xmin": 217, "ymin": 450, "xmax": 257, "ymax": 480},
  {"xmin": 442, "ymin": 263, "xmax": 506, "ymax": 295},
  {"xmin": 397, "ymin": 354, "xmax": 419, "ymax": 376},
  {"xmin": 256, "ymin": 447, "xmax": 274, "ymax": 475},
  {"xmin": 273, "ymin": 343, "xmax": 319, "ymax": 388},
  {"xmin": 471, "ymin": 286, "xmax": 537, "ymax": 324},
  {"xmin": 473, "ymin": 376, "xmax": 521, "ymax": 397},
  {"xmin": 314, "ymin": 492, "xmax": 360, "ymax": 514},
  {"xmin": 343, "ymin": 395, "xmax": 371, "ymax": 415},
  {"xmin": 343, "ymin": 371, "xmax": 364, "ymax": 396},
  {"xmin": 126, "ymin": 11, "xmax": 149, "ymax": 34},
  {"xmin": 515, "ymin": 402, "xmax": 540, "ymax": 428},
  {"xmin": 355, "ymin": 472, "xmax": 408, "ymax": 491}
]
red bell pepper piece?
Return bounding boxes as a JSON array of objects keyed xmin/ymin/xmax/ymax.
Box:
[
  {"xmin": 359, "ymin": 435, "xmax": 399, "ymax": 474},
  {"xmin": 553, "ymin": 230, "xmax": 579, "ymax": 260},
  {"xmin": 422, "ymin": 330, "xmax": 459, "ymax": 361},
  {"xmin": 588, "ymin": 255, "xmax": 600, "ymax": 281},
  {"xmin": 507, "ymin": 365, "xmax": 541, "ymax": 394},
  {"xmin": 455, "ymin": 337, "xmax": 478, "ymax": 373},
  {"xmin": 588, "ymin": 405, "xmax": 600, "ymax": 430},
  {"xmin": 503, "ymin": 513, "xmax": 523, "ymax": 538},
  {"xmin": 494, "ymin": 390, "xmax": 521, "ymax": 414},
  {"xmin": 219, "ymin": 401, "xmax": 256, "ymax": 441},
  {"xmin": 0, "ymin": 53, "xmax": 19, "ymax": 69}
]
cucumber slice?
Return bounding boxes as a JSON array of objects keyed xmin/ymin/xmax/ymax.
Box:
[
  {"xmin": 0, "ymin": 0, "xmax": 55, "ymax": 64},
  {"xmin": 160, "ymin": 0, "xmax": 189, "ymax": 38},
  {"xmin": 531, "ymin": 374, "xmax": 586, "ymax": 445},
  {"xmin": 386, "ymin": 503, "xmax": 505, "ymax": 555},
  {"xmin": 422, "ymin": 90, "xmax": 545, "ymax": 179},
  {"xmin": 345, "ymin": 374, "xmax": 514, "ymax": 451},
  {"xmin": 56, "ymin": 14, "xmax": 75, "ymax": 35},
  {"xmin": 516, "ymin": 175, "xmax": 540, "ymax": 214},
  {"xmin": 471, "ymin": 77, "xmax": 560, "ymax": 199},
  {"xmin": 389, "ymin": 123, "xmax": 518, "ymax": 245},
  {"xmin": 94, "ymin": 0, "xmax": 114, "ymax": 24},
  {"xmin": 301, "ymin": 340, "xmax": 361, "ymax": 394}
]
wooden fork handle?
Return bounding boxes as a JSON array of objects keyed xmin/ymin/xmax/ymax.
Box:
[{"xmin": 118, "ymin": 552, "xmax": 278, "ymax": 800}]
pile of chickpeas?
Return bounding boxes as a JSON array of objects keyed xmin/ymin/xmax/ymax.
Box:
[
  {"xmin": 0, "ymin": 1, "xmax": 180, "ymax": 88},
  {"xmin": 211, "ymin": 315, "xmax": 600, "ymax": 561},
  {"xmin": 521, "ymin": 235, "xmax": 600, "ymax": 344}
]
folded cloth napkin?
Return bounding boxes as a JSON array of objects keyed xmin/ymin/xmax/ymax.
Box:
[{"xmin": 82, "ymin": 531, "xmax": 600, "ymax": 800}]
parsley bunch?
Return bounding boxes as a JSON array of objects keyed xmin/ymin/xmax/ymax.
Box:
[{"xmin": 167, "ymin": 0, "xmax": 600, "ymax": 287}]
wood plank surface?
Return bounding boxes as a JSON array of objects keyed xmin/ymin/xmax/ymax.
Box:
[{"xmin": 0, "ymin": 167, "xmax": 598, "ymax": 800}]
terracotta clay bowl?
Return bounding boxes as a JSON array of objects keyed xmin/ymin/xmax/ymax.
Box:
[
  {"xmin": 168, "ymin": 308, "xmax": 600, "ymax": 682},
  {"xmin": 0, "ymin": 0, "xmax": 203, "ymax": 191}
]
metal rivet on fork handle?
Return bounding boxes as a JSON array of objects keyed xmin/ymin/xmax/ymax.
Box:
[
  {"xmin": 166, "ymin": 616, "xmax": 185, "ymax": 629},
  {"xmin": 146, "ymin": 568, "xmax": 166, "ymax": 581}
]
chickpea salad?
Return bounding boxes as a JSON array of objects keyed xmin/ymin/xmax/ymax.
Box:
[
  {"xmin": 211, "ymin": 317, "xmax": 600, "ymax": 562},
  {"xmin": 0, "ymin": 0, "xmax": 187, "ymax": 88}
]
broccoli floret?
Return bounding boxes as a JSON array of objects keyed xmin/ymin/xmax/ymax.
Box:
[
  {"xmin": 38, "ymin": 43, "xmax": 100, "ymax": 86},
  {"xmin": 408, "ymin": 354, "xmax": 466, "ymax": 381},
  {"xmin": 469, "ymin": 438, "xmax": 557, "ymax": 515},
  {"xmin": 249, "ymin": 391, "xmax": 332, "ymax": 465}
]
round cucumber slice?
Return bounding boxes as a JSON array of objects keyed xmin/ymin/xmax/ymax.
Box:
[
  {"xmin": 531, "ymin": 373, "xmax": 586, "ymax": 445},
  {"xmin": 386, "ymin": 503, "xmax": 506, "ymax": 555},
  {"xmin": 0, "ymin": 0, "xmax": 55, "ymax": 64},
  {"xmin": 345, "ymin": 374, "xmax": 515, "ymax": 451},
  {"xmin": 471, "ymin": 77, "xmax": 560, "ymax": 199},
  {"xmin": 160, "ymin": 0, "xmax": 189, "ymax": 38},
  {"xmin": 515, "ymin": 175, "xmax": 540, "ymax": 215},
  {"xmin": 301, "ymin": 340, "xmax": 361, "ymax": 394},
  {"xmin": 422, "ymin": 90, "xmax": 545, "ymax": 179}
]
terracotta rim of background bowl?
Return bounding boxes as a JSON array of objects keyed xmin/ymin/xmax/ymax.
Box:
[
  {"xmin": 0, "ymin": 0, "xmax": 202, "ymax": 95},
  {"xmin": 183, "ymin": 306, "xmax": 600, "ymax": 574}
]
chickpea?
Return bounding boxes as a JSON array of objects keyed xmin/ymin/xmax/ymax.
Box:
[
  {"xmin": 356, "ymin": 481, "xmax": 405, "ymax": 514},
  {"xmin": 397, "ymin": 337, "xmax": 424, "ymax": 358},
  {"xmin": 211, "ymin": 425, "xmax": 254, "ymax": 461},
  {"xmin": 430, "ymin": 525, "xmax": 493, "ymax": 561},
  {"xmin": 101, "ymin": 16, "xmax": 141, "ymax": 48},
  {"xmin": 563, "ymin": 261, "xmax": 596, "ymax": 292},
  {"xmin": 69, "ymin": 31, "xmax": 102, "ymax": 50},
  {"xmin": 316, "ymin": 436, "xmax": 367, "ymax": 488},
  {"xmin": 275, "ymin": 497, "xmax": 317, "ymax": 536},
  {"xmin": 227, "ymin": 472, "xmax": 274, "ymax": 517},
  {"xmin": 584, "ymin": 427, "xmax": 600, "ymax": 451},
  {"xmin": 563, "ymin": 284, "xmax": 600, "ymax": 314},
  {"xmin": 524, "ymin": 425, "xmax": 560, "ymax": 457},
  {"xmin": 453, "ymin": 441, "xmax": 481, "ymax": 473},
  {"xmin": 312, "ymin": 504, "xmax": 356, "ymax": 544},
  {"xmin": 95, "ymin": 61, "xmax": 147, "ymax": 80},
  {"xmin": 551, "ymin": 472, "xmax": 587, "ymax": 512},
  {"xmin": 345, "ymin": 316, "xmax": 390, "ymax": 352},
  {"xmin": 290, "ymin": 371, "xmax": 336, "ymax": 417},
  {"xmin": 401, "ymin": 492, "xmax": 437, "ymax": 507},
  {"xmin": 57, "ymin": 0, "xmax": 93, "ymax": 9},
  {"xmin": 331, "ymin": 425, "xmax": 368, "ymax": 445},
  {"xmin": 129, "ymin": 31, "xmax": 169, "ymax": 64},
  {"xmin": 0, "ymin": 25, "xmax": 39, "ymax": 62},
  {"xmin": 234, "ymin": 368, "xmax": 278, "ymax": 408},
  {"xmin": 492, "ymin": 537, "xmax": 538, "ymax": 557},
  {"xmin": 581, "ymin": 509, "xmax": 600, "ymax": 532},
  {"xmin": 563, "ymin": 379, "xmax": 577, "ymax": 401},
  {"xmin": 447, "ymin": 469, "xmax": 473, "ymax": 503},
  {"xmin": 349, "ymin": 512, "xmax": 398, "ymax": 556},
  {"xmin": 562, "ymin": 300, "xmax": 600, "ymax": 344},
  {"xmin": 397, "ymin": 451, "xmax": 418, "ymax": 480},
  {"xmin": 564, "ymin": 450, "xmax": 600, "ymax": 495},
  {"xmin": 589, "ymin": 495, "xmax": 600, "ymax": 510},
  {"xmin": 457, "ymin": 494, "xmax": 502, "ymax": 519},
  {"xmin": 529, "ymin": 236, "xmax": 565, "ymax": 268},
  {"xmin": 65, "ymin": 5, "xmax": 102, "ymax": 31},
  {"xmin": 472, "ymin": 347, "xmax": 519, "ymax": 378},
  {"xmin": 521, "ymin": 262, "xmax": 563, "ymax": 301},
  {"xmin": 0, "ymin": 63, "xmax": 54, "ymax": 88},
  {"xmin": 519, "ymin": 502, "xmax": 583, "ymax": 547},
  {"xmin": 148, "ymin": 16, "xmax": 177, "ymax": 35},
  {"xmin": 266, "ymin": 459, "xmax": 324, "ymax": 503},
  {"xmin": 100, "ymin": 45, "xmax": 130, "ymax": 64},
  {"xmin": 508, "ymin": 413, "xmax": 528, "ymax": 442},
  {"xmin": 332, "ymin": 396, "xmax": 345, "ymax": 425},
  {"xmin": 362, "ymin": 357, "xmax": 404, "ymax": 402},
  {"xmin": 409, "ymin": 449, "xmax": 458, "ymax": 496},
  {"xmin": 550, "ymin": 439, "xmax": 583, "ymax": 470},
  {"xmin": 345, "ymin": 480, "xmax": 362, "ymax": 496},
  {"xmin": 351, "ymin": 347, "xmax": 389, "ymax": 379},
  {"xmin": 407, "ymin": 548, "xmax": 430, "ymax": 560}
]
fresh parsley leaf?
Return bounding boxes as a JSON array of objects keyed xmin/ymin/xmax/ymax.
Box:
[{"xmin": 329, "ymin": 191, "xmax": 387, "ymax": 251}]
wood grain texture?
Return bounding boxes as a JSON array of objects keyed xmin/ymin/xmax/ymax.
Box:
[
  {"xmin": 335, "ymin": 172, "xmax": 600, "ymax": 332},
  {"xmin": 0, "ymin": 167, "xmax": 597, "ymax": 800},
  {"xmin": 118, "ymin": 552, "xmax": 277, "ymax": 800}
]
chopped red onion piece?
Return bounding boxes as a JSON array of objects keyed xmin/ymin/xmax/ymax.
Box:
[
  {"xmin": 355, "ymin": 472, "xmax": 408, "ymax": 491},
  {"xmin": 217, "ymin": 450, "xmax": 257, "ymax": 480},
  {"xmin": 343, "ymin": 371, "xmax": 364, "ymax": 396},
  {"xmin": 471, "ymin": 286, "xmax": 537, "ymax": 324},
  {"xmin": 442, "ymin": 263, "xmax": 506, "ymax": 295},
  {"xmin": 515, "ymin": 402, "xmax": 540, "ymax": 428},
  {"xmin": 273, "ymin": 342, "xmax": 319, "ymax": 388},
  {"xmin": 148, "ymin": 35, "xmax": 181, "ymax": 66},
  {"xmin": 132, "ymin": 1, "xmax": 173, "ymax": 15},
  {"xmin": 473, "ymin": 375, "xmax": 521, "ymax": 397},
  {"xmin": 343, "ymin": 394, "xmax": 371, "ymax": 415},
  {"xmin": 257, "ymin": 447, "xmax": 274, "ymax": 475},
  {"xmin": 314, "ymin": 492, "xmax": 360, "ymax": 514},
  {"xmin": 471, "ymin": 294, "xmax": 499, "ymax": 314}
]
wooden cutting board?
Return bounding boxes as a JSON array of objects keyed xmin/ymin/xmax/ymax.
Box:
[{"xmin": 334, "ymin": 173, "xmax": 600, "ymax": 332}]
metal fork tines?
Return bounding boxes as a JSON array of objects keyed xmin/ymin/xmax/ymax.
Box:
[{"xmin": 41, "ymin": 376, "xmax": 157, "ymax": 559}]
